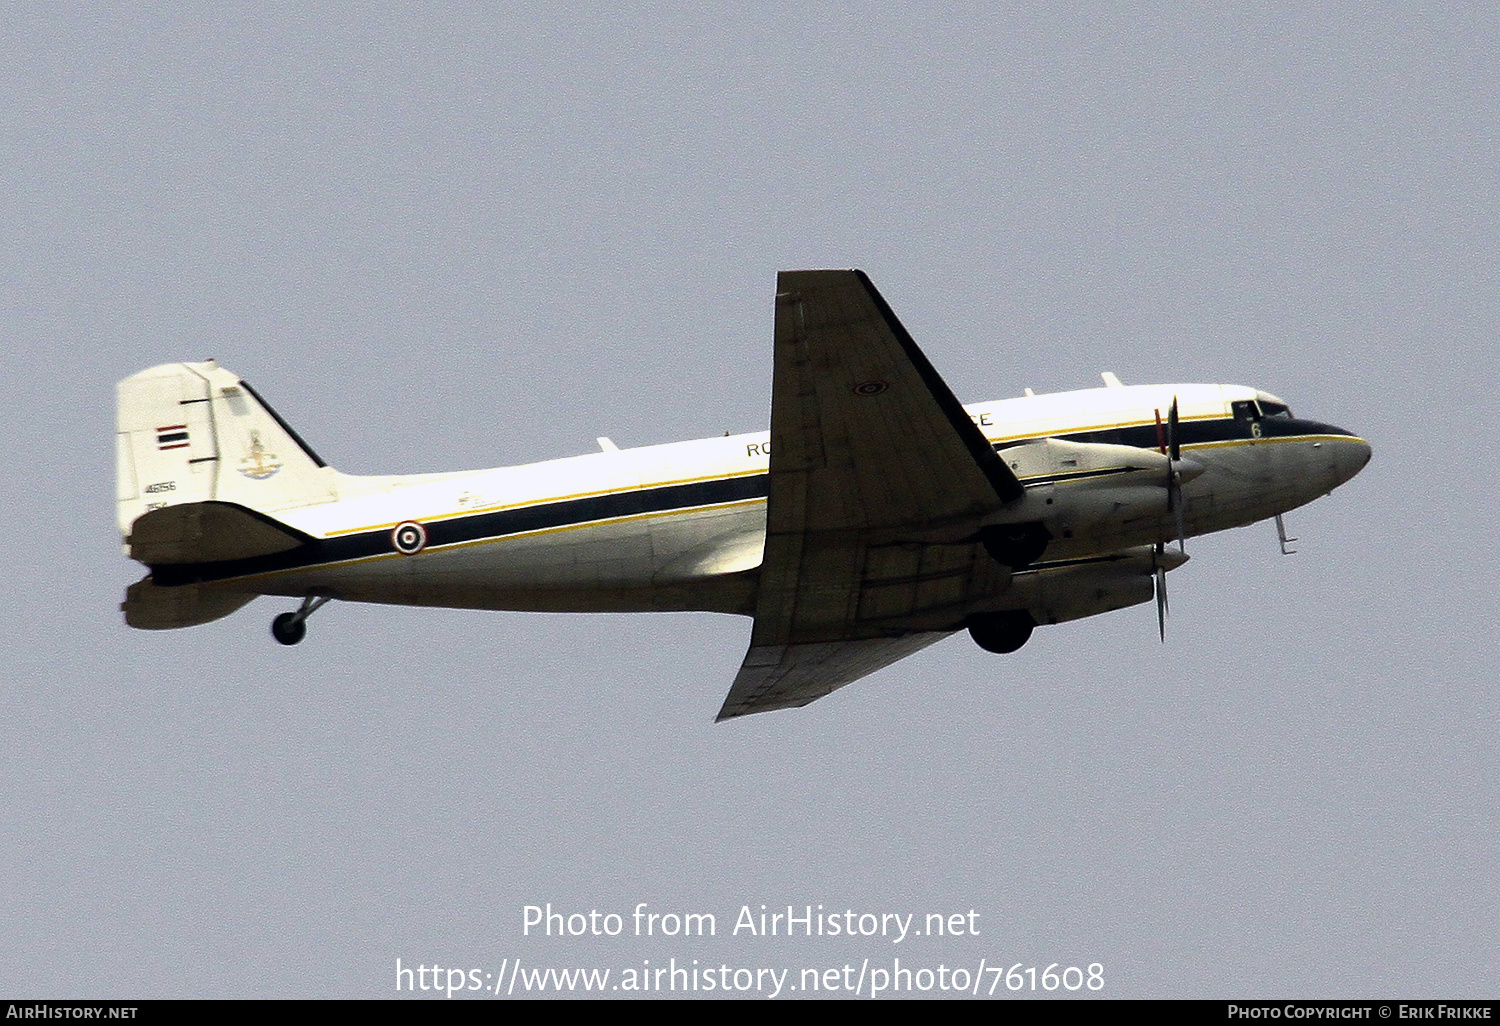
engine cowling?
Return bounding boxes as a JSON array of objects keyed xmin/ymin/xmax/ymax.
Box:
[
  {"xmin": 984, "ymin": 438, "xmax": 1204, "ymax": 559},
  {"xmin": 1007, "ymin": 544, "xmax": 1187, "ymax": 625}
]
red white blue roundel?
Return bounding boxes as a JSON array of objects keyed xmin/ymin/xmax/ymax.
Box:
[{"xmin": 391, "ymin": 521, "xmax": 427, "ymax": 555}]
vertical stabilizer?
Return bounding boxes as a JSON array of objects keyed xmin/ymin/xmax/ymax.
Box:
[{"xmin": 117, "ymin": 361, "xmax": 338, "ymax": 540}]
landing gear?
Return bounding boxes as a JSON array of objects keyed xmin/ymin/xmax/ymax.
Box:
[
  {"xmin": 965, "ymin": 610, "xmax": 1037, "ymax": 654},
  {"xmin": 271, "ymin": 594, "xmax": 332, "ymax": 646},
  {"xmin": 271, "ymin": 612, "xmax": 306, "ymax": 645}
]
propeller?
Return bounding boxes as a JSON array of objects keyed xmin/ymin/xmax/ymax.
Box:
[
  {"xmin": 1155, "ymin": 397, "xmax": 1188, "ymax": 554},
  {"xmin": 1169, "ymin": 397, "xmax": 1187, "ymax": 553},
  {"xmin": 1155, "ymin": 542, "xmax": 1169, "ymax": 641},
  {"xmin": 1151, "ymin": 541, "xmax": 1190, "ymax": 642},
  {"xmin": 1152, "ymin": 396, "xmax": 1189, "ymax": 640}
]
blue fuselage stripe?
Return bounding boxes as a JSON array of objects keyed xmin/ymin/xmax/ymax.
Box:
[{"xmin": 150, "ymin": 414, "xmax": 1348, "ymax": 586}]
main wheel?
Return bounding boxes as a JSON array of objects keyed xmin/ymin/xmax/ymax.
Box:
[
  {"xmin": 271, "ymin": 612, "xmax": 307, "ymax": 646},
  {"xmin": 965, "ymin": 610, "xmax": 1036, "ymax": 654}
]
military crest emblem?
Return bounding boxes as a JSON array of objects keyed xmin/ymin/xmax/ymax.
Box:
[{"xmin": 237, "ymin": 430, "xmax": 282, "ymax": 480}]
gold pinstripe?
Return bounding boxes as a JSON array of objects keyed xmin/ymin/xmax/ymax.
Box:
[
  {"xmin": 229, "ymin": 496, "xmax": 768, "ymax": 584},
  {"xmin": 324, "ymin": 412, "xmax": 1232, "ymax": 539},
  {"xmin": 306, "ymin": 428, "xmax": 1365, "ymax": 561},
  {"xmin": 981, "ymin": 411, "xmax": 1223, "ymax": 447},
  {"xmin": 322, "ymin": 466, "xmax": 768, "ymax": 539},
  {"xmin": 1177, "ymin": 433, "xmax": 1366, "ymax": 451},
  {"xmin": 1003, "ymin": 432, "xmax": 1367, "ymax": 482}
]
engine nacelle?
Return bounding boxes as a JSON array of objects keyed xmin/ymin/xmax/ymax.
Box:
[
  {"xmin": 1007, "ymin": 544, "xmax": 1185, "ymax": 625},
  {"xmin": 985, "ymin": 439, "xmax": 1204, "ymax": 555}
]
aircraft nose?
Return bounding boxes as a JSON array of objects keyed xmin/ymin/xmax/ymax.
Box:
[{"xmin": 1330, "ymin": 433, "xmax": 1372, "ymax": 486}]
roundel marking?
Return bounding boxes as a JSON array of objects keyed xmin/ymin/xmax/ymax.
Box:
[
  {"xmin": 852, "ymin": 380, "xmax": 889, "ymax": 396},
  {"xmin": 391, "ymin": 521, "xmax": 428, "ymax": 555}
]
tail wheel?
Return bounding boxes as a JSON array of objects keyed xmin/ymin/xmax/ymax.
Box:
[
  {"xmin": 965, "ymin": 610, "xmax": 1037, "ymax": 654},
  {"xmin": 270, "ymin": 594, "xmax": 330, "ymax": 646},
  {"xmin": 271, "ymin": 612, "xmax": 307, "ymax": 646}
]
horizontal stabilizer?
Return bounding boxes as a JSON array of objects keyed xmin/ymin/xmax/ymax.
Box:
[
  {"xmin": 126, "ymin": 501, "xmax": 313, "ymax": 566},
  {"xmin": 122, "ymin": 575, "xmax": 255, "ymax": 630}
]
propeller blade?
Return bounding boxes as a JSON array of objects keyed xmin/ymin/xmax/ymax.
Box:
[
  {"xmin": 1155, "ymin": 543, "xmax": 1168, "ymax": 642},
  {"xmin": 1167, "ymin": 396, "xmax": 1180, "ymax": 462},
  {"xmin": 1167, "ymin": 395, "xmax": 1185, "ymax": 553}
]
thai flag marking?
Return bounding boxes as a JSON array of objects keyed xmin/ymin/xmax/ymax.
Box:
[{"xmin": 157, "ymin": 425, "xmax": 190, "ymax": 450}]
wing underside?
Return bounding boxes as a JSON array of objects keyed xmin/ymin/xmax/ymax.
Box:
[{"xmin": 716, "ymin": 270, "xmax": 1022, "ymax": 720}]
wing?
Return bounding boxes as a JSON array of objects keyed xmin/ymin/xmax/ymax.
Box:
[
  {"xmin": 718, "ymin": 634, "xmax": 956, "ymax": 719},
  {"xmin": 716, "ymin": 270, "xmax": 1022, "ymax": 720}
]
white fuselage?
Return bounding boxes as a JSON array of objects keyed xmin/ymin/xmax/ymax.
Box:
[{"xmin": 197, "ymin": 381, "xmax": 1369, "ymax": 617}]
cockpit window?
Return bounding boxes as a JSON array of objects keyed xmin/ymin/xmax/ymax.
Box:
[{"xmin": 1233, "ymin": 399, "xmax": 1294, "ymax": 421}]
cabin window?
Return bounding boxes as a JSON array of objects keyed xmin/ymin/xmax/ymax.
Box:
[
  {"xmin": 1232, "ymin": 400, "xmax": 1258, "ymax": 421},
  {"xmin": 1260, "ymin": 401, "xmax": 1293, "ymax": 419}
]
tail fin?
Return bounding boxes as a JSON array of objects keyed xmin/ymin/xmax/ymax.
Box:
[{"xmin": 116, "ymin": 361, "xmax": 338, "ymax": 542}]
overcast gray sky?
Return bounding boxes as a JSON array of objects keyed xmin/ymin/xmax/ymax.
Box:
[{"xmin": 4, "ymin": 3, "xmax": 1496, "ymax": 999}]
